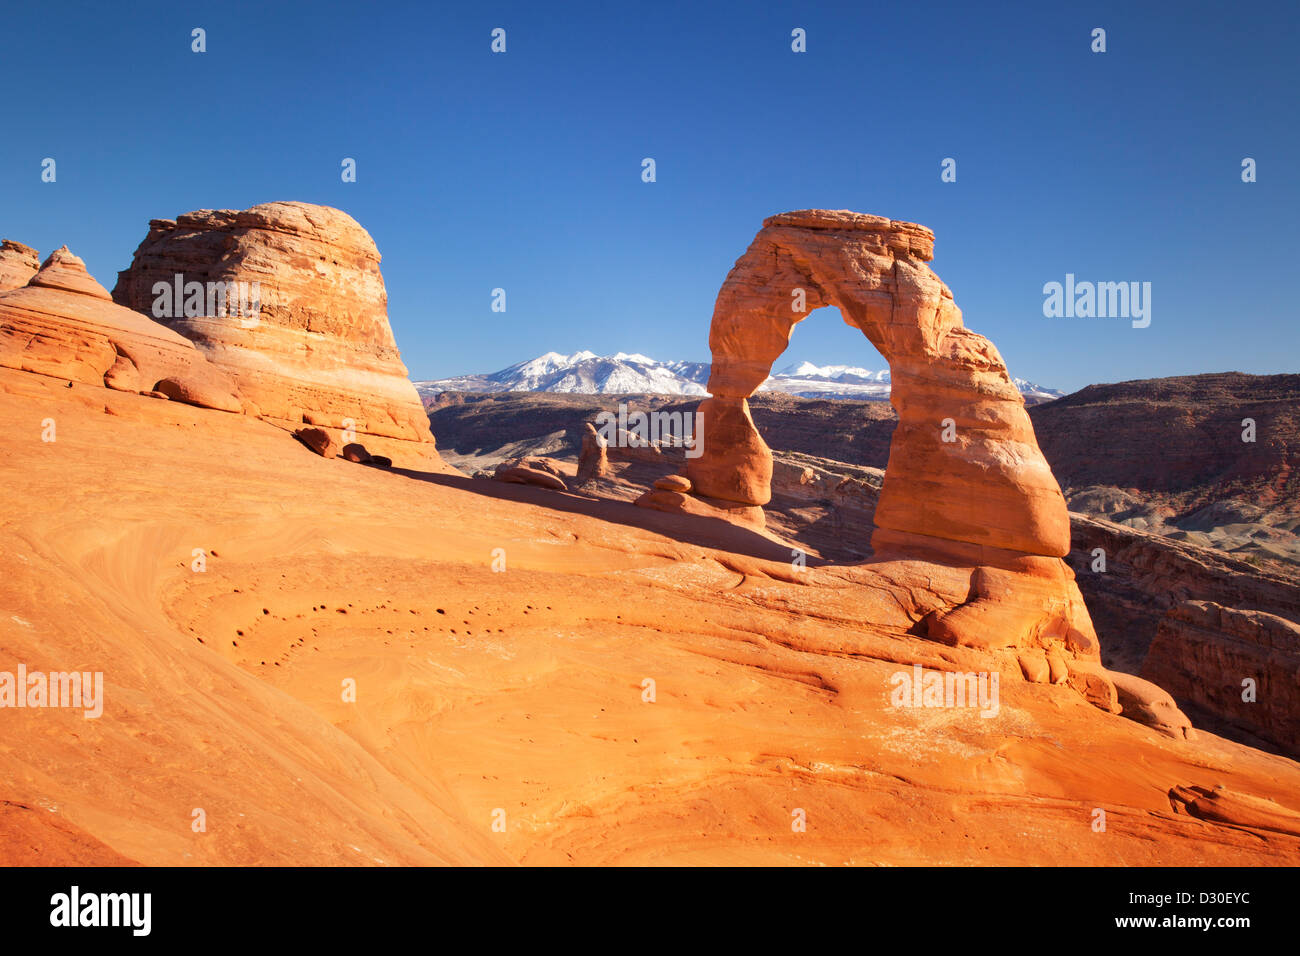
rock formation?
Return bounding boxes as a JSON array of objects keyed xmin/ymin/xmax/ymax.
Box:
[
  {"xmin": 111, "ymin": 201, "xmax": 444, "ymax": 468},
  {"xmin": 494, "ymin": 456, "xmax": 569, "ymax": 491},
  {"xmin": 0, "ymin": 247, "xmax": 242, "ymax": 412},
  {"xmin": 573, "ymin": 421, "xmax": 609, "ymax": 487},
  {"xmin": 1144, "ymin": 601, "xmax": 1300, "ymax": 757},
  {"xmin": 0, "ymin": 240, "xmax": 40, "ymax": 292},
  {"xmin": 682, "ymin": 210, "xmax": 1123, "ymax": 711},
  {"xmin": 688, "ymin": 210, "xmax": 1066, "ymax": 552}
]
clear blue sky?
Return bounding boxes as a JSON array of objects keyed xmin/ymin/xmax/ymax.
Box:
[{"xmin": 3, "ymin": 0, "xmax": 1296, "ymax": 391}]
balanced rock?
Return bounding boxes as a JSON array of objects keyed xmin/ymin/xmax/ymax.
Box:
[
  {"xmin": 0, "ymin": 240, "xmax": 40, "ymax": 292},
  {"xmin": 111, "ymin": 202, "xmax": 443, "ymax": 467},
  {"xmin": 0, "ymin": 247, "xmax": 242, "ymax": 412}
]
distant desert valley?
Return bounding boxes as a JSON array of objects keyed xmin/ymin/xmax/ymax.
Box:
[{"xmin": 2, "ymin": 203, "xmax": 1298, "ymax": 867}]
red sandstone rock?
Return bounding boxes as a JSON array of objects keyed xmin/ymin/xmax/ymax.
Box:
[
  {"xmin": 1108, "ymin": 670, "xmax": 1196, "ymax": 740},
  {"xmin": 341, "ymin": 442, "xmax": 372, "ymax": 464},
  {"xmin": 0, "ymin": 248, "xmax": 243, "ymax": 412},
  {"xmin": 634, "ymin": 487, "xmax": 765, "ymax": 528},
  {"xmin": 0, "ymin": 240, "xmax": 40, "ymax": 292},
  {"xmin": 681, "ymin": 210, "xmax": 1107, "ymax": 707},
  {"xmin": 687, "ymin": 210, "xmax": 1068, "ymax": 558},
  {"xmin": 496, "ymin": 465, "xmax": 567, "ymax": 491},
  {"xmin": 1143, "ymin": 600, "xmax": 1300, "ymax": 756},
  {"xmin": 1170, "ymin": 785, "xmax": 1300, "ymax": 836},
  {"xmin": 574, "ymin": 422, "xmax": 609, "ymax": 486},
  {"xmin": 654, "ymin": 474, "xmax": 692, "ymax": 492},
  {"xmin": 294, "ymin": 426, "xmax": 339, "ymax": 459},
  {"xmin": 111, "ymin": 202, "xmax": 444, "ymax": 467}
]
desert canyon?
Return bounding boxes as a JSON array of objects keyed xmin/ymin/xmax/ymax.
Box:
[{"xmin": 1, "ymin": 204, "xmax": 1298, "ymax": 866}]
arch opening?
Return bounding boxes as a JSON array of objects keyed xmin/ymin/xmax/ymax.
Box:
[{"xmin": 683, "ymin": 209, "xmax": 1071, "ymax": 563}]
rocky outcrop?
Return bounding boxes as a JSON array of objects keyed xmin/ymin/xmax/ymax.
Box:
[
  {"xmin": 574, "ymin": 421, "xmax": 609, "ymax": 487},
  {"xmin": 0, "ymin": 248, "xmax": 242, "ymax": 412},
  {"xmin": 494, "ymin": 457, "xmax": 568, "ymax": 491},
  {"xmin": 1143, "ymin": 601, "xmax": 1300, "ymax": 757},
  {"xmin": 684, "ymin": 210, "xmax": 1117, "ymax": 710},
  {"xmin": 1169, "ymin": 785, "xmax": 1300, "ymax": 837},
  {"xmin": 1066, "ymin": 513, "xmax": 1300, "ymax": 673},
  {"xmin": 0, "ymin": 240, "xmax": 40, "ymax": 292},
  {"xmin": 111, "ymin": 201, "xmax": 443, "ymax": 468},
  {"xmin": 688, "ymin": 209, "xmax": 1067, "ymax": 557}
]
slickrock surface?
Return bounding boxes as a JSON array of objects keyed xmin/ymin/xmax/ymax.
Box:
[
  {"xmin": 112, "ymin": 201, "xmax": 445, "ymax": 469},
  {"xmin": 0, "ymin": 240, "xmax": 40, "ymax": 292},
  {"xmin": 686, "ymin": 210, "xmax": 1110, "ymax": 707},
  {"xmin": 0, "ymin": 248, "xmax": 242, "ymax": 412},
  {"xmin": 2, "ymin": 364, "xmax": 1298, "ymax": 866}
]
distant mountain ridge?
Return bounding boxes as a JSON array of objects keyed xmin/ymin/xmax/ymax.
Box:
[{"xmin": 415, "ymin": 351, "xmax": 1065, "ymax": 403}]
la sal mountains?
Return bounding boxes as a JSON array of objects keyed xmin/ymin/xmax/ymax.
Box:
[{"xmin": 414, "ymin": 350, "xmax": 1066, "ymax": 403}]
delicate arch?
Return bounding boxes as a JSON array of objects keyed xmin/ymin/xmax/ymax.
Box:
[{"xmin": 684, "ymin": 209, "xmax": 1070, "ymax": 560}]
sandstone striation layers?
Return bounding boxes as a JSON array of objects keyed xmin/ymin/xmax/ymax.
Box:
[
  {"xmin": 1143, "ymin": 601, "xmax": 1300, "ymax": 757},
  {"xmin": 688, "ymin": 210, "xmax": 1066, "ymax": 552},
  {"xmin": 684, "ymin": 210, "xmax": 1127, "ymax": 712},
  {"xmin": 0, "ymin": 248, "xmax": 242, "ymax": 412},
  {"xmin": 0, "ymin": 240, "xmax": 40, "ymax": 292},
  {"xmin": 112, "ymin": 201, "xmax": 444, "ymax": 468}
]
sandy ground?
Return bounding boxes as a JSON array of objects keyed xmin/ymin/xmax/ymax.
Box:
[{"xmin": 2, "ymin": 366, "xmax": 1299, "ymax": 866}]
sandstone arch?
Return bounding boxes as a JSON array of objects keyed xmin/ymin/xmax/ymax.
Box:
[{"xmin": 685, "ymin": 209, "xmax": 1070, "ymax": 561}]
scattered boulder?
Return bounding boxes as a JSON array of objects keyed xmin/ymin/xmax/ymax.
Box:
[
  {"xmin": 364, "ymin": 455, "xmax": 392, "ymax": 469},
  {"xmin": 496, "ymin": 465, "xmax": 567, "ymax": 491},
  {"xmin": 654, "ymin": 474, "xmax": 692, "ymax": 492},
  {"xmin": 341, "ymin": 442, "xmax": 372, "ymax": 464},
  {"xmin": 294, "ymin": 426, "xmax": 339, "ymax": 459}
]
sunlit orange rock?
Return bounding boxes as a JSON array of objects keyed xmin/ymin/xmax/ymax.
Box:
[
  {"xmin": 684, "ymin": 210, "xmax": 1129, "ymax": 710},
  {"xmin": 0, "ymin": 247, "xmax": 242, "ymax": 412},
  {"xmin": 0, "ymin": 240, "xmax": 40, "ymax": 292},
  {"xmin": 111, "ymin": 201, "xmax": 445, "ymax": 467}
]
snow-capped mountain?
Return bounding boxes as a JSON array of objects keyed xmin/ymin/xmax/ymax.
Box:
[
  {"xmin": 417, "ymin": 351, "xmax": 711, "ymax": 397},
  {"xmin": 414, "ymin": 352, "xmax": 1064, "ymax": 402}
]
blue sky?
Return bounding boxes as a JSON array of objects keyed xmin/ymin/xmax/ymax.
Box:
[{"xmin": 2, "ymin": 0, "xmax": 1296, "ymax": 391}]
